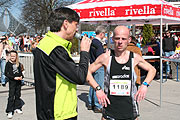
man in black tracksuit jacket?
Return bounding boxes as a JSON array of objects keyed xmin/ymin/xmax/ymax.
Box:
[{"xmin": 163, "ymin": 30, "xmax": 176, "ymax": 79}]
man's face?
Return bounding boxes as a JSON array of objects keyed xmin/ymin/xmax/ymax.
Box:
[
  {"xmin": 113, "ymin": 28, "xmax": 130, "ymax": 52},
  {"xmin": 66, "ymin": 21, "xmax": 78, "ymax": 40},
  {"xmin": 100, "ymin": 32, "xmax": 106, "ymax": 40},
  {"xmin": 177, "ymin": 42, "xmax": 180, "ymax": 47},
  {"xmin": 166, "ymin": 32, "xmax": 170, "ymax": 37}
]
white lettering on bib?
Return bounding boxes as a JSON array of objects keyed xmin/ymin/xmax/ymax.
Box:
[{"xmin": 110, "ymin": 80, "xmax": 131, "ymax": 96}]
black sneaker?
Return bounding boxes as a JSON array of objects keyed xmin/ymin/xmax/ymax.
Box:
[{"xmin": 87, "ymin": 105, "xmax": 93, "ymax": 110}]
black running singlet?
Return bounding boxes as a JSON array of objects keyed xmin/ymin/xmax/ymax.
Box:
[{"xmin": 104, "ymin": 52, "xmax": 134, "ymax": 119}]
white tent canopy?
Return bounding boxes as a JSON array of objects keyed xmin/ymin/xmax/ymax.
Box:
[{"xmin": 67, "ymin": 0, "xmax": 180, "ymax": 25}]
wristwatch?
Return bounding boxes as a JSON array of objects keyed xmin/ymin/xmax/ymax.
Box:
[
  {"xmin": 142, "ymin": 82, "xmax": 149, "ymax": 87},
  {"xmin": 95, "ymin": 85, "xmax": 102, "ymax": 91}
]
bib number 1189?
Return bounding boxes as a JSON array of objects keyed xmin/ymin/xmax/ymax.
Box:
[{"xmin": 110, "ymin": 80, "xmax": 131, "ymax": 96}]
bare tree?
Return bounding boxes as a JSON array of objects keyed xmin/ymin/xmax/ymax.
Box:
[
  {"xmin": 21, "ymin": 0, "xmax": 77, "ymax": 35},
  {"xmin": 0, "ymin": 0, "xmax": 14, "ymax": 12},
  {"xmin": 0, "ymin": 0, "xmax": 13, "ymax": 7}
]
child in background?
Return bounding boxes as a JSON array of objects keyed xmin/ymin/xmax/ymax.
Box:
[
  {"xmin": 5, "ymin": 50, "xmax": 24, "ymax": 119},
  {"xmin": 175, "ymin": 41, "xmax": 180, "ymax": 54}
]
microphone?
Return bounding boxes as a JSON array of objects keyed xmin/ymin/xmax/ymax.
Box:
[{"xmin": 74, "ymin": 33, "xmax": 82, "ymax": 40}]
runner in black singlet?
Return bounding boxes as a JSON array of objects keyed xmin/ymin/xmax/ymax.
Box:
[
  {"xmin": 103, "ymin": 52, "xmax": 138, "ymax": 120},
  {"xmin": 87, "ymin": 26, "xmax": 156, "ymax": 120}
]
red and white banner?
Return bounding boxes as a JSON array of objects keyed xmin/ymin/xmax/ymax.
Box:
[
  {"xmin": 75, "ymin": 4, "xmax": 162, "ymax": 19},
  {"xmin": 163, "ymin": 5, "xmax": 180, "ymax": 18},
  {"xmin": 67, "ymin": 0, "xmax": 180, "ymax": 23}
]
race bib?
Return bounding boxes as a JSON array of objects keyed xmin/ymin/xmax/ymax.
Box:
[{"xmin": 110, "ymin": 80, "xmax": 131, "ymax": 96}]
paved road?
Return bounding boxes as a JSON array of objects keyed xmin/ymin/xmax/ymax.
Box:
[{"xmin": 0, "ymin": 78, "xmax": 180, "ymax": 120}]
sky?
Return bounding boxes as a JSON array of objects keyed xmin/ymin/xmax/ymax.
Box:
[
  {"xmin": 8, "ymin": 0, "xmax": 81, "ymax": 21},
  {"xmin": 0, "ymin": 0, "xmax": 22, "ymax": 33},
  {"xmin": 9, "ymin": 0, "xmax": 23, "ymax": 21},
  {"xmin": 0, "ymin": 0, "xmax": 81, "ymax": 29}
]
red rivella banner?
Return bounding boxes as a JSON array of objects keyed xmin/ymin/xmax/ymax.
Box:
[
  {"xmin": 163, "ymin": 5, "xmax": 180, "ymax": 18},
  {"xmin": 74, "ymin": 4, "xmax": 162, "ymax": 19}
]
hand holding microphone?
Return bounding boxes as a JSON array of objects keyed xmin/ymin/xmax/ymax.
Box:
[{"xmin": 75, "ymin": 33, "xmax": 91, "ymax": 52}]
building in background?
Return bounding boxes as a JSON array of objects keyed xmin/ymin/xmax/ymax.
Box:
[{"xmin": 0, "ymin": 8, "xmax": 27, "ymax": 36}]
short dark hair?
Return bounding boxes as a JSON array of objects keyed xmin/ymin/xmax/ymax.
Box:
[
  {"xmin": 48, "ymin": 7, "xmax": 80, "ymax": 32},
  {"xmin": 130, "ymin": 36, "xmax": 137, "ymax": 45}
]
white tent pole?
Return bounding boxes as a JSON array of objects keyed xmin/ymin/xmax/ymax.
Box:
[
  {"xmin": 160, "ymin": 17, "xmax": 163, "ymax": 107},
  {"xmin": 160, "ymin": 4, "xmax": 163, "ymax": 107},
  {"xmin": 165, "ymin": 24, "xmax": 168, "ymax": 31}
]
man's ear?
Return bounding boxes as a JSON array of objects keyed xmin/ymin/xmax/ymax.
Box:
[{"xmin": 63, "ymin": 20, "xmax": 69, "ymax": 30}]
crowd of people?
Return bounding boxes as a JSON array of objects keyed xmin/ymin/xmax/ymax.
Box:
[
  {"xmin": 0, "ymin": 34, "xmax": 42, "ymax": 53},
  {"xmin": 0, "ymin": 6, "xmax": 179, "ymax": 120},
  {"xmin": 128, "ymin": 30, "xmax": 180, "ymax": 80}
]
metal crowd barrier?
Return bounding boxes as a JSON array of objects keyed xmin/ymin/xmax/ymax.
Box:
[
  {"xmin": 18, "ymin": 53, "xmax": 34, "ymax": 80},
  {"xmin": 18, "ymin": 53, "xmax": 80, "ymax": 80}
]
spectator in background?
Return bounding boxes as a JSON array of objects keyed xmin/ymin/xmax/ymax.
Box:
[
  {"xmin": 14, "ymin": 36, "xmax": 19, "ymax": 51},
  {"xmin": 136, "ymin": 41, "xmax": 141, "ymax": 48},
  {"xmin": 30, "ymin": 41, "xmax": 38, "ymax": 52},
  {"xmin": 138, "ymin": 34, "xmax": 143, "ymax": 44},
  {"xmin": 173, "ymin": 33, "xmax": 178, "ymax": 45},
  {"xmin": 147, "ymin": 37, "xmax": 160, "ymax": 56},
  {"xmin": 175, "ymin": 41, "xmax": 180, "ymax": 54},
  {"xmin": 34, "ymin": 36, "xmax": 40, "ymax": 44},
  {"xmin": 163, "ymin": 30, "xmax": 176, "ymax": 79},
  {"xmin": 19, "ymin": 36, "xmax": 24, "ymax": 51},
  {"xmin": 30, "ymin": 41, "xmax": 38, "ymax": 87},
  {"xmin": 147, "ymin": 37, "xmax": 160, "ymax": 79},
  {"xmin": 88, "ymin": 25, "xmax": 106, "ymax": 113},
  {"xmin": 127, "ymin": 36, "xmax": 142, "ymax": 87},
  {"xmin": 8, "ymin": 34, "xmax": 15, "ymax": 49},
  {"xmin": 0, "ymin": 36, "xmax": 11, "ymax": 86},
  {"xmin": 23, "ymin": 35, "xmax": 29, "ymax": 52},
  {"xmin": 5, "ymin": 50, "xmax": 24, "ymax": 119}
]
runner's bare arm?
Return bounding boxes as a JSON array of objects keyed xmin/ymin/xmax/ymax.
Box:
[
  {"xmin": 134, "ymin": 53, "xmax": 156, "ymax": 102},
  {"xmin": 86, "ymin": 49, "xmax": 111, "ymax": 107}
]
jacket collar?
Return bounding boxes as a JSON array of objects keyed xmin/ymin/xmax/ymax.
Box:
[{"xmin": 46, "ymin": 31, "xmax": 72, "ymax": 51}]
